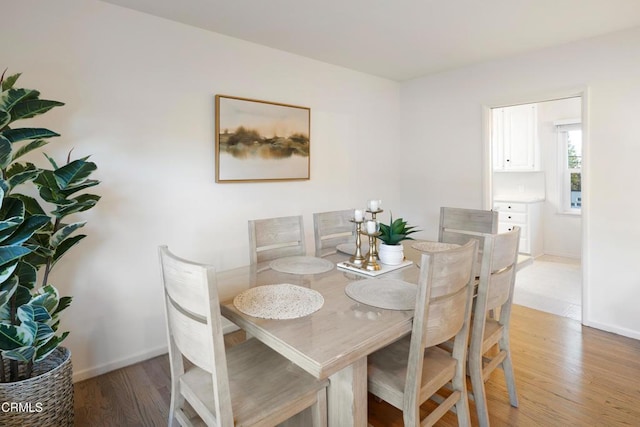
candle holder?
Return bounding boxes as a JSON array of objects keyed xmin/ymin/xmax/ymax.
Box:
[
  {"xmin": 361, "ymin": 230, "xmax": 381, "ymax": 271},
  {"xmin": 348, "ymin": 218, "xmax": 366, "ymax": 267},
  {"xmin": 365, "ymin": 209, "xmax": 383, "ymax": 260}
]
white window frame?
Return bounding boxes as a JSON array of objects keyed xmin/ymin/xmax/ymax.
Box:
[{"xmin": 556, "ymin": 120, "xmax": 582, "ymax": 215}]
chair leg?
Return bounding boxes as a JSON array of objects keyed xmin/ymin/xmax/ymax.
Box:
[
  {"xmin": 311, "ymin": 388, "xmax": 328, "ymax": 427},
  {"xmin": 501, "ymin": 351, "xmax": 519, "ymax": 408},
  {"xmin": 452, "ymin": 367, "xmax": 471, "ymax": 427},
  {"xmin": 168, "ymin": 381, "xmax": 183, "ymax": 427},
  {"xmin": 468, "ymin": 357, "xmax": 490, "ymax": 427}
]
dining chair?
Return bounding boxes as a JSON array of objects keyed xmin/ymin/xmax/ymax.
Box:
[
  {"xmin": 439, "ymin": 206, "xmax": 499, "ymax": 273},
  {"xmin": 468, "ymin": 226, "xmax": 521, "ymax": 427},
  {"xmin": 159, "ymin": 246, "xmax": 328, "ymax": 426},
  {"xmin": 248, "ymin": 215, "xmax": 306, "ymax": 264},
  {"xmin": 312, "ymin": 209, "xmax": 354, "ymax": 257},
  {"xmin": 367, "ymin": 240, "xmax": 478, "ymax": 426}
]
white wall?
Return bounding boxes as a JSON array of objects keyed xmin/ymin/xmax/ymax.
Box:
[
  {"xmin": 4, "ymin": 0, "xmax": 401, "ymax": 381},
  {"xmin": 537, "ymin": 97, "xmax": 582, "ymax": 258},
  {"xmin": 399, "ymin": 27, "xmax": 640, "ymax": 339},
  {"xmin": 6, "ymin": 0, "xmax": 640, "ymax": 383}
]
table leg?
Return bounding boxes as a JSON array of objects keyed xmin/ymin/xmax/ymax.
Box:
[{"xmin": 327, "ymin": 357, "xmax": 368, "ymax": 427}]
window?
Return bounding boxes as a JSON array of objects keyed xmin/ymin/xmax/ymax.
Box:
[{"xmin": 556, "ymin": 121, "xmax": 582, "ymax": 214}]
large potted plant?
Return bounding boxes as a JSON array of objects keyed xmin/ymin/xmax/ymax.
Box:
[
  {"xmin": 0, "ymin": 70, "xmax": 100, "ymax": 425},
  {"xmin": 377, "ymin": 214, "xmax": 419, "ymax": 265}
]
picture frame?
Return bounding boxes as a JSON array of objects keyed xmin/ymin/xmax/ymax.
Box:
[{"xmin": 215, "ymin": 95, "xmax": 311, "ymax": 183}]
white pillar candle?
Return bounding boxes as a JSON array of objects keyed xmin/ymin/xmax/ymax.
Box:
[
  {"xmin": 368, "ymin": 199, "xmax": 380, "ymax": 211},
  {"xmin": 354, "ymin": 209, "xmax": 364, "ymax": 222},
  {"xmin": 366, "ymin": 220, "xmax": 378, "ymax": 234}
]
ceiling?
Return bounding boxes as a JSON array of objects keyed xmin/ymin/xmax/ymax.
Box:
[{"xmin": 101, "ymin": 0, "xmax": 640, "ymax": 81}]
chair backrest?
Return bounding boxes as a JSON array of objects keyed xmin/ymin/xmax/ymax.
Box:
[
  {"xmin": 159, "ymin": 246, "xmax": 233, "ymax": 423},
  {"xmin": 439, "ymin": 207, "xmax": 499, "ymax": 273},
  {"xmin": 403, "ymin": 240, "xmax": 477, "ymax": 406},
  {"xmin": 313, "ymin": 209, "xmax": 354, "ymax": 257},
  {"xmin": 472, "ymin": 226, "xmax": 521, "ymax": 338},
  {"xmin": 438, "ymin": 206, "xmax": 498, "ymax": 243},
  {"xmin": 248, "ymin": 215, "xmax": 306, "ymax": 264}
]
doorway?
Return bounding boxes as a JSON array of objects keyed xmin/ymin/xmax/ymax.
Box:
[{"xmin": 486, "ymin": 95, "xmax": 585, "ymax": 321}]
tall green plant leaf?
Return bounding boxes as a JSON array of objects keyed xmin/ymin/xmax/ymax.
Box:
[
  {"xmin": 15, "ymin": 261, "xmax": 37, "ymax": 290},
  {"xmin": 0, "ymin": 88, "xmax": 39, "ymax": 112},
  {"xmin": 1, "ymin": 128, "xmax": 59, "ymax": 143},
  {"xmin": 2, "ymin": 346, "xmax": 35, "ymax": 362},
  {"xmin": 54, "ymin": 159, "xmax": 97, "ymax": 189},
  {"xmin": 11, "ymin": 139, "xmax": 50, "ymax": 163},
  {"xmin": 0, "ymin": 246, "xmax": 32, "ymax": 266},
  {"xmin": 35, "ymin": 331, "xmax": 68, "ymax": 362},
  {"xmin": 2, "ymin": 214, "xmax": 49, "ymax": 246},
  {"xmin": 0, "ymin": 73, "xmax": 20, "ymax": 91},
  {"xmin": 0, "ymin": 110, "xmax": 9, "ymax": 129},
  {"xmin": 0, "ymin": 136, "xmax": 11, "ymax": 169},
  {"xmin": 53, "ymin": 194, "xmax": 100, "ymax": 217},
  {"xmin": 0, "ymin": 261, "xmax": 18, "ymax": 284},
  {"xmin": 7, "ymin": 168, "xmax": 41, "ymax": 189},
  {"xmin": 51, "ymin": 221, "xmax": 86, "ymax": 248},
  {"xmin": 51, "ymin": 235, "xmax": 85, "ymax": 267},
  {"xmin": 10, "ymin": 99, "xmax": 64, "ymax": 122},
  {"xmin": 60, "ymin": 179, "xmax": 99, "ymax": 197},
  {"xmin": 0, "ymin": 323, "xmax": 34, "ymax": 350},
  {"xmin": 11, "ymin": 193, "xmax": 46, "ymax": 216}
]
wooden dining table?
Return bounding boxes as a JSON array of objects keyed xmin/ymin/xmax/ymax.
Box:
[
  {"xmin": 217, "ymin": 242, "xmax": 439, "ymax": 427},
  {"xmin": 218, "ymin": 240, "xmax": 531, "ymax": 426}
]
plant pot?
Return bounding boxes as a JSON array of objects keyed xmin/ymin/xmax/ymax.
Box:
[
  {"xmin": 0, "ymin": 347, "xmax": 74, "ymax": 426},
  {"xmin": 378, "ymin": 243, "xmax": 405, "ymax": 265}
]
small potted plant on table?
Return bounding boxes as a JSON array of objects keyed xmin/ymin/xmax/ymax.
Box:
[{"xmin": 377, "ymin": 215, "xmax": 419, "ymax": 265}]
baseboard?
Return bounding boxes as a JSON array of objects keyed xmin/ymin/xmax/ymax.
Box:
[
  {"xmin": 541, "ymin": 250, "xmax": 581, "ymax": 260},
  {"xmin": 72, "ymin": 344, "xmax": 169, "ymax": 383},
  {"xmin": 72, "ymin": 321, "xmax": 241, "ymax": 383},
  {"xmin": 582, "ymin": 319, "xmax": 640, "ymax": 341}
]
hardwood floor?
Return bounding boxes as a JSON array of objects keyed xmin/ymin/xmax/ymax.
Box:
[{"xmin": 74, "ymin": 305, "xmax": 640, "ymax": 426}]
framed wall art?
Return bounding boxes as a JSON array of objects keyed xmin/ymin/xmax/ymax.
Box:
[{"xmin": 215, "ymin": 95, "xmax": 311, "ymax": 183}]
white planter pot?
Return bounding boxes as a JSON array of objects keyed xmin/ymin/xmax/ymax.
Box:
[{"xmin": 378, "ymin": 243, "xmax": 404, "ymax": 265}]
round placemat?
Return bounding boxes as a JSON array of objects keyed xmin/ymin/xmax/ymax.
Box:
[
  {"xmin": 411, "ymin": 241, "xmax": 460, "ymax": 252},
  {"xmin": 345, "ymin": 278, "xmax": 416, "ymax": 311},
  {"xmin": 233, "ymin": 284, "xmax": 324, "ymax": 319},
  {"xmin": 269, "ymin": 256, "xmax": 334, "ymax": 274}
]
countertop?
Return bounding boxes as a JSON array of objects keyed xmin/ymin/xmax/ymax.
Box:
[{"xmin": 494, "ymin": 196, "xmax": 545, "ymax": 203}]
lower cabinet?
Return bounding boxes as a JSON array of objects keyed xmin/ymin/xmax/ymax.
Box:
[{"xmin": 493, "ymin": 201, "xmax": 543, "ymax": 257}]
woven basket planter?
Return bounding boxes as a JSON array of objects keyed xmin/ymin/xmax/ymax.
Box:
[{"xmin": 0, "ymin": 347, "xmax": 74, "ymax": 426}]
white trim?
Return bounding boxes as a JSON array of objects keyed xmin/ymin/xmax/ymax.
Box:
[
  {"xmin": 553, "ymin": 118, "xmax": 581, "ymax": 126},
  {"xmin": 72, "ymin": 345, "xmax": 168, "ymax": 383},
  {"xmin": 582, "ymin": 319, "xmax": 640, "ymax": 341},
  {"xmin": 483, "ymin": 85, "xmax": 590, "ymax": 326}
]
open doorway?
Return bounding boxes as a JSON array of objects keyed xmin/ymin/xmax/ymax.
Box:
[{"xmin": 487, "ymin": 96, "xmax": 584, "ymax": 321}]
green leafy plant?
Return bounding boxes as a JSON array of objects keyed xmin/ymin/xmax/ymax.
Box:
[
  {"xmin": 378, "ymin": 214, "xmax": 419, "ymax": 246},
  {"xmin": 0, "ymin": 69, "xmax": 100, "ymax": 382}
]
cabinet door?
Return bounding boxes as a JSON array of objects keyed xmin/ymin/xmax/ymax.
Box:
[
  {"xmin": 492, "ymin": 104, "xmax": 538, "ymax": 171},
  {"xmin": 504, "ymin": 104, "xmax": 537, "ymax": 170}
]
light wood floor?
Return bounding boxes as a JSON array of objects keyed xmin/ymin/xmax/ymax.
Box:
[{"xmin": 74, "ymin": 304, "xmax": 640, "ymax": 426}]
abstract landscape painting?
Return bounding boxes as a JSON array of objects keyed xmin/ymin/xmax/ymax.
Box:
[{"xmin": 215, "ymin": 95, "xmax": 310, "ymax": 182}]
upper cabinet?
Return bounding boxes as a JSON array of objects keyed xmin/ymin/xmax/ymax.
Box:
[{"xmin": 492, "ymin": 104, "xmax": 539, "ymax": 171}]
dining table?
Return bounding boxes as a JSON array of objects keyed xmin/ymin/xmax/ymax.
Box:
[
  {"xmin": 218, "ymin": 240, "xmax": 530, "ymax": 426},
  {"xmin": 217, "ymin": 241, "xmax": 443, "ymax": 427}
]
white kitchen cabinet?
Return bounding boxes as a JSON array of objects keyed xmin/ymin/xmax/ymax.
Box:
[
  {"xmin": 492, "ymin": 104, "xmax": 539, "ymax": 171},
  {"xmin": 494, "ymin": 200, "xmax": 543, "ymax": 256}
]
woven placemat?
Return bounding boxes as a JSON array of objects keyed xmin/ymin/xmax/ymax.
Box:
[
  {"xmin": 411, "ymin": 241, "xmax": 460, "ymax": 252},
  {"xmin": 269, "ymin": 256, "xmax": 334, "ymax": 274},
  {"xmin": 345, "ymin": 278, "xmax": 416, "ymax": 310},
  {"xmin": 233, "ymin": 284, "xmax": 324, "ymax": 319}
]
